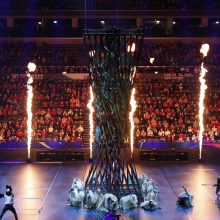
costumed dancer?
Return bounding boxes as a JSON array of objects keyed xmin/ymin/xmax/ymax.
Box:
[
  {"xmin": 177, "ymin": 186, "xmax": 193, "ymax": 208},
  {"xmin": 0, "ymin": 185, "xmax": 18, "ymax": 220},
  {"xmin": 213, "ymin": 176, "xmax": 220, "ymax": 207}
]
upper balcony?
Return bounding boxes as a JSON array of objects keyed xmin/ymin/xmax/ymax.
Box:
[{"xmin": 0, "ymin": 0, "xmax": 220, "ymax": 18}]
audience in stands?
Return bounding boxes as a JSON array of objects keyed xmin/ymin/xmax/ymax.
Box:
[
  {"xmin": 0, "ymin": 40, "xmax": 219, "ymax": 144},
  {"xmin": 134, "ymin": 75, "xmax": 220, "ymax": 143},
  {"xmin": 140, "ymin": 42, "xmax": 220, "ymax": 66},
  {"xmin": 1, "ymin": 41, "xmax": 220, "ymax": 75},
  {"xmin": 0, "ymin": 41, "xmax": 87, "ymax": 74},
  {"xmin": 0, "ymin": 74, "xmax": 219, "ymax": 143},
  {"xmin": 0, "ymin": 75, "xmax": 89, "ymax": 142},
  {"xmin": 33, "ymin": 79, "xmax": 88, "ymax": 142},
  {"xmin": 0, "ymin": 75, "xmax": 26, "ymax": 141}
]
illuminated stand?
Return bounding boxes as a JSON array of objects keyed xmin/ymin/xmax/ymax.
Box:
[
  {"xmin": 84, "ymin": 29, "xmax": 143, "ymax": 201},
  {"xmin": 26, "ymin": 62, "xmax": 36, "ymax": 163}
]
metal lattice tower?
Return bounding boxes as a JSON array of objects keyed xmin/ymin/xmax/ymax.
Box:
[{"xmin": 84, "ymin": 28, "xmax": 144, "ymax": 201}]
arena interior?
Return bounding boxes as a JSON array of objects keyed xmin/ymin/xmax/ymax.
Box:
[{"xmin": 0, "ymin": 1, "xmax": 220, "ymax": 220}]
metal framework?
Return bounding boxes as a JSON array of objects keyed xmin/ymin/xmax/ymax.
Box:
[{"xmin": 84, "ymin": 28, "xmax": 144, "ymax": 201}]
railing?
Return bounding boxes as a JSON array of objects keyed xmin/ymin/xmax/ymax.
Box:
[
  {"xmin": 0, "ymin": 141, "xmax": 83, "ymax": 149},
  {"xmin": 2, "ymin": 65, "xmax": 220, "ymax": 76},
  {"xmin": 137, "ymin": 140, "xmax": 220, "ymax": 149}
]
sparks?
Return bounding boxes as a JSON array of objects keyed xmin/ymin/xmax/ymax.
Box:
[
  {"xmin": 129, "ymin": 88, "xmax": 137, "ymax": 158},
  {"xmin": 199, "ymin": 44, "xmax": 209, "ymax": 159},
  {"xmin": 27, "ymin": 62, "xmax": 36, "ymax": 159},
  {"xmin": 87, "ymin": 86, "xmax": 94, "ymax": 159}
]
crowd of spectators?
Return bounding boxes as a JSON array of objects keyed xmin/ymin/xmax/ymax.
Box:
[
  {"xmin": 0, "ymin": 73, "xmax": 219, "ymax": 144},
  {"xmin": 205, "ymin": 78, "xmax": 220, "ymax": 140},
  {"xmin": 0, "ymin": 42, "xmax": 84, "ymax": 66},
  {"xmin": 140, "ymin": 41, "xmax": 220, "ymax": 66},
  {"xmin": 1, "ymin": 41, "xmax": 220, "ymax": 75},
  {"xmin": 0, "ymin": 0, "xmax": 220, "ymax": 10},
  {"xmin": 0, "ymin": 75, "xmax": 89, "ymax": 142},
  {"xmin": 134, "ymin": 74, "xmax": 220, "ymax": 143},
  {"xmin": 0, "ymin": 40, "xmax": 220, "ymax": 145},
  {"xmin": 0, "ymin": 41, "xmax": 86, "ymax": 74},
  {"xmin": 0, "ymin": 75, "xmax": 26, "ymax": 141},
  {"xmin": 33, "ymin": 79, "xmax": 89, "ymax": 142}
]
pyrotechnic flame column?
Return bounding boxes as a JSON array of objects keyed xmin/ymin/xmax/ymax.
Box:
[
  {"xmin": 198, "ymin": 44, "xmax": 209, "ymax": 161},
  {"xmin": 87, "ymin": 86, "xmax": 94, "ymax": 160},
  {"xmin": 26, "ymin": 62, "xmax": 36, "ymax": 163}
]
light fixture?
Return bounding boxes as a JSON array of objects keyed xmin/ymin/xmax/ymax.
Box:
[{"xmin": 150, "ymin": 58, "xmax": 155, "ymax": 64}]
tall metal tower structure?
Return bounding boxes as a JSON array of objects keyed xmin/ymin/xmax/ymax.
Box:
[{"xmin": 84, "ymin": 28, "xmax": 143, "ymax": 201}]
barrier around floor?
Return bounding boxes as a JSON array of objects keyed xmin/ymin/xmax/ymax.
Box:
[
  {"xmin": 0, "ymin": 141, "xmax": 220, "ymax": 162},
  {"xmin": 139, "ymin": 148, "xmax": 189, "ymax": 161},
  {"xmin": 36, "ymin": 149, "xmax": 86, "ymax": 162}
]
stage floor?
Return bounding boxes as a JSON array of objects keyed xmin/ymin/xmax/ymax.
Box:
[{"xmin": 0, "ymin": 161, "xmax": 219, "ymax": 220}]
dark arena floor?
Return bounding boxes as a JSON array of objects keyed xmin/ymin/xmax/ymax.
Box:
[{"xmin": 0, "ymin": 161, "xmax": 220, "ymax": 220}]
